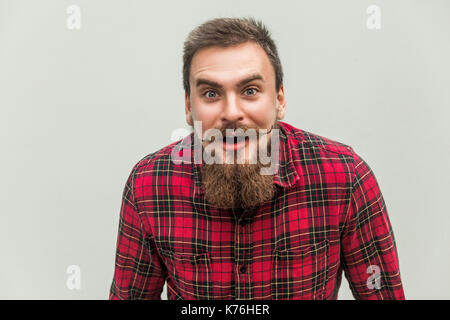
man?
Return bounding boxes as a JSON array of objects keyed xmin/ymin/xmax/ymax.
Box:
[{"xmin": 109, "ymin": 17, "xmax": 405, "ymax": 300}]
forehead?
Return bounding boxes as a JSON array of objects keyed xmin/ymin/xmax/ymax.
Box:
[{"xmin": 190, "ymin": 41, "xmax": 274, "ymax": 85}]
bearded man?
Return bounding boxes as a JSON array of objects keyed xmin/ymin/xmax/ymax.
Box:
[{"xmin": 110, "ymin": 17, "xmax": 405, "ymax": 300}]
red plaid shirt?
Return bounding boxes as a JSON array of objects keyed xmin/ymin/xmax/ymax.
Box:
[{"xmin": 109, "ymin": 121, "xmax": 405, "ymax": 300}]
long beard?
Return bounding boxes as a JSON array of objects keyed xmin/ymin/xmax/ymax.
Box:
[
  {"xmin": 194, "ymin": 119, "xmax": 280, "ymax": 212},
  {"xmin": 200, "ymin": 160, "xmax": 276, "ymax": 211}
]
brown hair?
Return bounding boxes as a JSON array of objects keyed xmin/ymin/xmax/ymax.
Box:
[{"xmin": 183, "ymin": 17, "xmax": 284, "ymax": 96}]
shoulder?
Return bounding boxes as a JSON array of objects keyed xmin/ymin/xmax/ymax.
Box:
[
  {"xmin": 277, "ymin": 121, "xmax": 368, "ymax": 176},
  {"xmin": 278, "ymin": 121, "xmax": 355, "ymax": 156},
  {"xmin": 127, "ymin": 138, "xmax": 186, "ymax": 183},
  {"xmin": 278, "ymin": 122, "xmax": 380, "ymax": 206}
]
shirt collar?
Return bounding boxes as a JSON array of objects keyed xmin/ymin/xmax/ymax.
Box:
[{"xmin": 191, "ymin": 121, "xmax": 301, "ymax": 196}]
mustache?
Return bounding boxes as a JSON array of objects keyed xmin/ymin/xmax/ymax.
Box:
[{"xmin": 200, "ymin": 124, "xmax": 275, "ymax": 142}]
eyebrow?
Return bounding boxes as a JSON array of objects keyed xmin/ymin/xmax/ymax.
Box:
[{"xmin": 195, "ymin": 73, "xmax": 264, "ymax": 90}]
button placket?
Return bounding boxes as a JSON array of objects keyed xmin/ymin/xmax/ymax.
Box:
[{"xmin": 233, "ymin": 209, "xmax": 254, "ymax": 299}]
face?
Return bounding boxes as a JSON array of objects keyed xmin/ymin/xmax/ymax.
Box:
[
  {"xmin": 185, "ymin": 41, "xmax": 286, "ymax": 163},
  {"xmin": 184, "ymin": 41, "xmax": 286, "ymax": 210}
]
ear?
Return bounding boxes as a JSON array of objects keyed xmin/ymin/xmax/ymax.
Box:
[
  {"xmin": 276, "ymin": 84, "xmax": 286, "ymax": 120},
  {"xmin": 185, "ymin": 91, "xmax": 193, "ymax": 126}
]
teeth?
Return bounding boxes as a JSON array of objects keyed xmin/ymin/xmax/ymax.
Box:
[{"xmin": 223, "ymin": 136, "xmax": 246, "ymax": 144}]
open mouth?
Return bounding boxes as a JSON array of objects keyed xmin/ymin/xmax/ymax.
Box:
[{"xmin": 222, "ymin": 136, "xmax": 249, "ymax": 150}]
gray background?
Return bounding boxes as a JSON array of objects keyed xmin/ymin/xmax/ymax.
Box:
[{"xmin": 1, "ymin": 0, "xmax": 449, "ymax": 299}]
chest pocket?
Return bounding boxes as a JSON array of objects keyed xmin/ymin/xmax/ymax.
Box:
[
  {"xmin": 272, "ymin": 239, "xmax": 329, "ymax": 299},
  {"xmin": 159, "ymin": 249, "xmax": 212, "ymax": 300}
]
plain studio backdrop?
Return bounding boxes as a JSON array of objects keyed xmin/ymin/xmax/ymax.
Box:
[{"xmin": 0, "ymin": 0, "xmax": 449, "ymax": 299}]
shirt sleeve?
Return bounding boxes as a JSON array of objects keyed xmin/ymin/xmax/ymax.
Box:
[
  {"xmin": 340, "ymin": 150, "xmax": 405, "ymax": 300},
  {"xmin": 109, "ymin": 165, "xmax": 167, "ymax": 300}
]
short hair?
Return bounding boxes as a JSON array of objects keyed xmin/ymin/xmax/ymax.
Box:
[{"xmin": 182, "ymin": 17, "xmax": 284, "ymax": 96}]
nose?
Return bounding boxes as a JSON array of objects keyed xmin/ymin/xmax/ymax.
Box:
[{"xmin": 221, "ymin": 93, "xmax": 244, "ymax": 124}]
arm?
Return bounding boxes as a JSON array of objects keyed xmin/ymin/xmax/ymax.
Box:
[
  {"xmin": 340, "ymin": 150, "xmax": 405, "ymax": 299},
  {"xmin": 109, "ymin": 165, "xmax": 167, "ymax": 300}
]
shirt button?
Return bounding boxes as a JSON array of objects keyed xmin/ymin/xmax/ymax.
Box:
[{"xmin": 239, "ymin": 265, "xmax": 246, "ymax": 273}]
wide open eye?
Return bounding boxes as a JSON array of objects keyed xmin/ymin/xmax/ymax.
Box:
[
  {"xmin": 204, "ymin": 90, "xmax": 218, "ymax": 99},
  {"xmin": 244, "ymin": 88, "xmax": 258, "ymax": 96}
]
